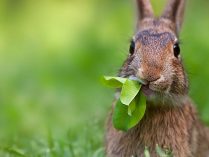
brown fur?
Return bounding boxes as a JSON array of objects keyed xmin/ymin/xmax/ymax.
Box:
[{"xmin": 105, "ymin": 0, "xmax": 209, "ymax": 156}]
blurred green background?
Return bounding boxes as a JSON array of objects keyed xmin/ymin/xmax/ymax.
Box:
[{"xmin": 0, "ymin": 0, "xmax": 209, "ymax": 156}]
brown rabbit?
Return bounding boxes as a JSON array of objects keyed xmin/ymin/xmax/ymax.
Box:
[{"xmin": 105, "ymin": 0, "xmax": 209, "ymax": 156}]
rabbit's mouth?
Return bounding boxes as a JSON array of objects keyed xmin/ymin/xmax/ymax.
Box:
[
  {"xmin": 128, "ymin": 75, "xmax": 169, "ymax": 98},
  {"xmin": 128, "ymin": 76, "xmax": 157, "ymax": 97},
  {"xmin": 141, "ymin": 85, "xmax": 155, "ymax": 97}
]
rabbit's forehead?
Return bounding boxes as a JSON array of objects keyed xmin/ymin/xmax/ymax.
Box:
[{"xmin": 135, "ymin": 29, "xmax": 176, "ymax": 48}]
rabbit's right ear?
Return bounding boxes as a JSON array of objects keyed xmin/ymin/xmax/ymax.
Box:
[
  {"xmin": 136, "ymin": 0, "xmax": 154, "ymax": 22},
  {"xmin": 162, "ymin": 0, "xmax": 186, "ymax": 34}
]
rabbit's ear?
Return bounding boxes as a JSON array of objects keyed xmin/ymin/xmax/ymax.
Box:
[
  {"xmin": 162, "ymin": 0, "xmax": 186, "ymax": 34},
  {"xmin": 136, "ymin": 0, "xmax": 154, "ymax": 21}
]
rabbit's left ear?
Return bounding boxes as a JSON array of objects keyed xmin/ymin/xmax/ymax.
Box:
[
  {"xmin": 162, "ymin": 0, "xmax": 186, "ymax": 34},
  {"xmin": 136, "ymin": 0, "xmax": 154, "ymax": 21}
]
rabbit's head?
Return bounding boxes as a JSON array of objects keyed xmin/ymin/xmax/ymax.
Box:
[{"xmin": 120, "ymin": 0, "xmax": 188, "ymax": 104}]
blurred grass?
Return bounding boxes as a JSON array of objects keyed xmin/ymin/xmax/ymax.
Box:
[{"xmin": 0, "ymin": 0, "xmax": 209, "ymax": 156}]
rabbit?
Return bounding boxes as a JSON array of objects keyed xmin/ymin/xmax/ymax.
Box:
[{"xmin": 105, "ymin": 0, "xmax": 209, "ymax": 157}]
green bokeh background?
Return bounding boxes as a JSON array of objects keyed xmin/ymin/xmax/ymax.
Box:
[{"xmin": 0, "ymin": 0, "xmax": 209, "ymax": 156}]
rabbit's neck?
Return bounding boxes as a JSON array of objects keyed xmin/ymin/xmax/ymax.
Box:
[
  {"xmin": 146, "ymin": 94, "xmax": 189, "ymax": 107},
  {"xmin": 145, "ymin": 99, "xmax": 195, "ymax": 117}
]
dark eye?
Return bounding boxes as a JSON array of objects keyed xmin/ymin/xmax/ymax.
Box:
[
  {"xmin": 173, "ymin": 43, "xmax": 180, "ymax": 58},
  {"xmin": 129, "ymin": 40, "xmax": 135, "ymax": 55}
]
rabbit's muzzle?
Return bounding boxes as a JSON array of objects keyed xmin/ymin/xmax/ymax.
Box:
[{"xmin": 136, "ymin": 67, "xmax": 171, "ymax": 95}]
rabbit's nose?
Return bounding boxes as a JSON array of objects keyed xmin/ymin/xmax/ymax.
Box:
[{"xmin": 137, "ymin": 68, "xmax": 160, "ymax": 83}]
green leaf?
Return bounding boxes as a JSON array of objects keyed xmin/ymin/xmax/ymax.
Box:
[
  {"xmin": 102, "ymin": 75, "xmax": 146, "ymax": 131},
  {"xmin": 112, "ymin": 100, "xmax": 130, "ymax": 131},
  {"xmin": 120, "ymin": 79, "xmax": 141, "ymax": 105},
  {"xmin": 127, "ymin": 92, "xmax": 146, "ymax": 129},
  {"xmin": 128, "ymin": 100, "xmax": 136, "ymax": 116},
  {"xmin": 101, "ymin": 76, "xmax": 127, "ymax": 88},
  {"xmin": 112, "ymin": 92, "xmax": 146, "ymax": 131}
]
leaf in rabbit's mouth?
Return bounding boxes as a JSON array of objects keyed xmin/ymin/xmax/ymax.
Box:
[
  {"xmin": 120, "ymin": 79, "xmax": 141, "ymax": 105},
  {"xmin": 102, "ymin": 76, "xmax": 147, "ymax": 131}
]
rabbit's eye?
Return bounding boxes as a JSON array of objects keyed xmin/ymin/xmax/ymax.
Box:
[
  {"xmin": 173, "ymin": 43, "xmax": 180, "ymax": 58},
  {"xmin": 129, "ymin": 40, "xmax": 135, "ymax": 55}
]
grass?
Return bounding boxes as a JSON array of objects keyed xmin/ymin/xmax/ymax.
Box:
[
  {"xmin": 0, "ymin": 0, "xmax": 209, "ymax": 156},
  {"xmin": 0, "ymin": 120, "xmax": 105, "ymax": 157}
]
